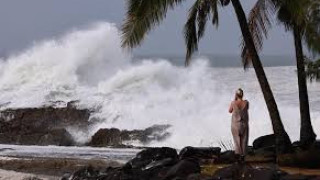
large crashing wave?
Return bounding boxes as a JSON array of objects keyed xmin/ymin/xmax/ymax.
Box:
[{"xmin": 0, "ymin": 22, "xmax": 319, "ymax": 148}]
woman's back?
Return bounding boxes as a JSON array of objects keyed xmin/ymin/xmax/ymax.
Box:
[{"xmin": 231, "ymin": 100, "xmax": 249, "ymax": 123}]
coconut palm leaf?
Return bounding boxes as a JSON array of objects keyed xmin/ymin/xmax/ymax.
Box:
[
  {"xmin": 121, "ymin": 0, "xmax": 186, "ymax": 48},
  {"xmin": 302, "ymin": 1, "xmax": 320, "ymax": 55},
  {"xmin": 240, "ymin": 0, "xmax": 276, "ymax": 68},
  {"xmin": 305, "ymin": 58, "xmax": 320, "ymax": 81},
  {"xmin": 184, "ymin": 0, "xmax": 220, "ymax": 66}
]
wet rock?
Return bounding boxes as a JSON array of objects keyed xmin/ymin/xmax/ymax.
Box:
[
  {"xmin": 311, "ymin": 176, "xmax": 320, "ymax": 180},
  {"xmin": 22, "ymin": 177, "xmax": 44, "ymax": 180},
  {"xmin": 164, "ymin": 159, "xmax": 201, "ymax": 180},
  {"xmin": 88, "ymin": 124, "xmax": 171, "ymax": 147},
  {"xmin": 144, "ymin": 158, "xmax": 177, "ymax": 170},
  {"xmin": 124, "ymin": 147, "xmax": 178, "ymax": 170},
  {"xmin": 68, "ymin": 166, "xmax": 100, "ymax": 180},
  {"xmin": 217, "ymin": 150, "xmax": 236, "ymax": 164},
  {"xmin": 38, "ymin": 129, "xmax": 74, "ymax": 146},
  {"xmin": 186, "ymin": 173, "xmax": 212, "ymax": 180},
  {"xmin": 253, "ymin": 134, "xmax": 275, "ymax": 150},
  {"xmin": 179, "ymin": 146, "xmax": 221, "ymax": 160},
  {"xmin": 121, "ymin": 124, "xmax": 171, "ymax": 144},
  {"xmin": 280, "ymin": 174, "xmax": 315, "ymax": 180},
  {"xmin": 213, "ymin": 164, "xmax": 283, "ymax": 180},
  {"xmin": 278, "ymin": 145, "xmax": 320, "ymax": 168},
  {"xmin": 254, "ymin": 146, "xmax": 276, "ymax": 158},
  {"xmin": 0, "ymin": 106, "xmax": 90, "ymax": 146},
  {"xmin": 88, "ymin": 128, "xmax": 121, "ymax": 147}
]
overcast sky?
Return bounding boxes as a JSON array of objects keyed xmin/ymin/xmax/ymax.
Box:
[{"xmin": 0, "ymin": 0, "xmax": 295, "ymax": 57}]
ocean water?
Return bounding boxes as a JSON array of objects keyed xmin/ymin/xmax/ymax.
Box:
[{"xmin": 0, "ymin": 22, "xmax": 319, "ymax": 149}]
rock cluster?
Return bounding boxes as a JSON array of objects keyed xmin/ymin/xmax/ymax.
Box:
[
  {"xmin": 0, "ymin": 106, "xmax": 171, "ymax": 147},
  {"xmin": 65, "ymin": 146, "xmax": 320, "ymax": 180},
  {"xmin": 65, "ymin": 135, "xmax": 320, "ymax": 180},
  {"xmin": 0, "ymin": 107, "xmax": 90, "ymax": 146},
  {"xmin": 88, "ymin": 125, "xmax": 171, "ymax": 147},
  {"xmin": 65, "ymin": 146, "xmax": 219, "ymax": 180}
]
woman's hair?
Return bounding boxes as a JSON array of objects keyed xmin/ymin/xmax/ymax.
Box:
[{"xmin": 235, "ymin": 88, "xmax": 244, "ymax": 100}]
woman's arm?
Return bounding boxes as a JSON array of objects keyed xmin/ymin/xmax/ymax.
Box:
[{"xmin": 229, "ymin": 102, "xmax": 233, "ymax": 113}]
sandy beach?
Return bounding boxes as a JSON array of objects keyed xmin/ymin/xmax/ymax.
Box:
[{"xmin": 0, "ymin": 169, "xmax": 58, "ymax": 180}]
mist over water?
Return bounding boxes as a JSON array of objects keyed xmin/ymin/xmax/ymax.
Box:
[{"xmin": 0, "ymin": 22, "xmax": 319, "ymax": 148}]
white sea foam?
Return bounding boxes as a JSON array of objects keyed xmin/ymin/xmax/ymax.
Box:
[{"xmin": 0, "ymin": 22, "xmax": 319, "ymax": 148}]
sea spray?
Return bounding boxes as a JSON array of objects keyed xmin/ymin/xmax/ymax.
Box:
[{"xmin": 0, "ymin": 22, "xmax": 319, "ymax": 148}]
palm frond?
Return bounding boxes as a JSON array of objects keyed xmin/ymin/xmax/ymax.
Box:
[
  {"xmin": 184, "ymin": 0, "xmax": 199, "ymax": 67},
  {"xmin": 302, "ymin": 0, "xmax": 320, "ymax": 55},
  {"xmin": 241, "ymin": 0, "xmax": 276, "ymax": 69},
  {"xmin": 121, "ymin": 0, "xmax": 185, "ymax": 48},
  {"xmin": 305, "ymin": 57, "xmax": 320, "ymax": 81},
  {"xmin": 197, "ymin": 0, "xmax": 211, "ymax": 39},
  {"xmin": 184, "ymin": 0, "xmax": 220, "ymax": 66},
  {"xmin": 211, "ymin": 1, "xmax": 219, "ymax": 27}
]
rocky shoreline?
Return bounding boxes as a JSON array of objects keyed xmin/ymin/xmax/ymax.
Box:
[
  {"xmin": 0, "ymin": 106, "xmax": 172, "ymax": 147},
  {"xmin": 1, "ymin": 145, "xmax": 319, "ymax": 180},
  {"xmin": 1, "ymin": 106, "xmax": 320, "ymax": 179},
  {"xmin": 61, "ymin": 145, "xmax": 320, "ymax": 180}
]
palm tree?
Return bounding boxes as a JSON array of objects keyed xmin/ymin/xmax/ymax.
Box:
[
  {"xmin": 243, "ymin": 0, "xmax": 319, "ymax": 146},
  {"xmin": 121, "ymin": 0, "xmax": 292, "ymax": 154}
]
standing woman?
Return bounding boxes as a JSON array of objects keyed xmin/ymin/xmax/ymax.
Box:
[{"xmin": 229, "ymin": 88, "xmax": 249, "ymax": 162}]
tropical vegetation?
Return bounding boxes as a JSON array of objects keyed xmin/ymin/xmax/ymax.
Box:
[
  {"xmin": 306, "ymin": 58, "xmax": 320, "ymax": 81},
  {"xmin": 243, "ymin": 0, "xmax": 320, "ymax": 146},
  {"xmin": 121, "ymin": 0, "xmax": 292, "ymax": 154}
]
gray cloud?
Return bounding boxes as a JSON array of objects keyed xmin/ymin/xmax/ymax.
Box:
[{"xmin": 0, "ymin": 0, "xmax": 294, "ymax": 57}]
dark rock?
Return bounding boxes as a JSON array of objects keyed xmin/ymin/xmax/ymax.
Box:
[
  {"xmin": 38, "ymin": 129, "xmax": 74, "ymax": 146},
  {"xmin": 254, "ymin": 146, "xmax": 276, "ymax": 158},
  {"xmin": 88, "ymin": 128, "xmax": 121, "ymax": 147},
  {"xmin": 164, "ymin": 159, "xmax": 201, "ymax": 180},
  {"xmin": 88, "ymin": 124, "xmax": 171, "ymax": 147},
  {"xmin": 280, "ymin": 174, "xmax": 315, "ymax": 180},
  {"xmin": 247, "ymin": 146, "xmax": 255, "ymax": 156},
  {"xmin": 293, "ymin": 140, "xmax": 320, "ymax": 152},
  {"xmin": 125, "ymin": 147, "xmax": 178, "ymax": 170},
  {"xmin": 0, "ymin": 106, "xmax": 90, "ymax": 146},
  {"xmin": 311, "ymin": 176, "xmax": 320, "ymax": 180},
  {"xmin": 217, "ymin": 150, "xmax": 236, "ymax": 164},
  {"xmin": 213, "ymin": 164, "xmax": 283, "ymax": 180},
  {"xmin": 278, "ymin": 146, "xmax": 320, "ymax": 168},
  {"xmin": 144, "ymin": 158, "xmax": 177, "ymax": 170},
  {"xmin": 22, "ymin": 177, "xmax": 43, "ymax": 180},
  {"xmin": 186, "ymin": 173, "xmax": 212, "ymax": 180},
  {"xmin": 121, "ymin": 124, "xmax": 171, "ymax": 144},
  {"xmin": 253, "ymin": 134, "xmax": 275, "ymax": 150},
  {"xmin": 179, "ymin": 146, "xmax": 221, "ymax": 160},
  {"xmin": 140, "ymin": 166, "xmax": 173, "ymax": 180},
  {"xmin": 69, "ymin": 166, "xmax": 100, "ymax": 180}
]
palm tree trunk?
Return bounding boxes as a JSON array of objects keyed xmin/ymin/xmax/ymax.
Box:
[
  {"xmin": 231, "ymin": 0, "xmax": 292, "ymax": 154},
  {"xmin": 293, "ymin": 25, "xmax": 316, "ymax": 145}
]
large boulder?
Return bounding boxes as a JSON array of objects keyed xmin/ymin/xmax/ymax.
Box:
[
  {"xmin": 121, "ymin": 124, "xmax": 171, "ymax": 144},
  {"xmin": 88, "ymin": 125, "xmax": 171, "ymax": 147},
  {"xmin": 163, "ymin": 159, "xmax": 201, "ymax": 180},
  {"xmin": 253, "ymin": 134, "xmax": 275, "ymax": 150},
  {"xmin": 0, "ymin": 106, "xmax": 90, "ymax": 146},
  {"xmin": 216, "ymin": 150, "xmax": 236, "ymax": 164},
  {"xmin": 179, "ymin": 146, "xmax": 221, "ymax": 160},
  {"xmin": 88, "ymin": 128, "xmax": 122, "ymax": 147},
  {"xmin": 124, "ymin": 147, "xmax": 178, "ymax": 170},
  {"xmin": 38, "ymin": 129, "xmax": 74, "ymax": 146}
]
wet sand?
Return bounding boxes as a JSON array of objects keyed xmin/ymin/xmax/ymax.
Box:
[{"xmin": 0, "ymin": 169, "xmax": 58, "ymax": 180}]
